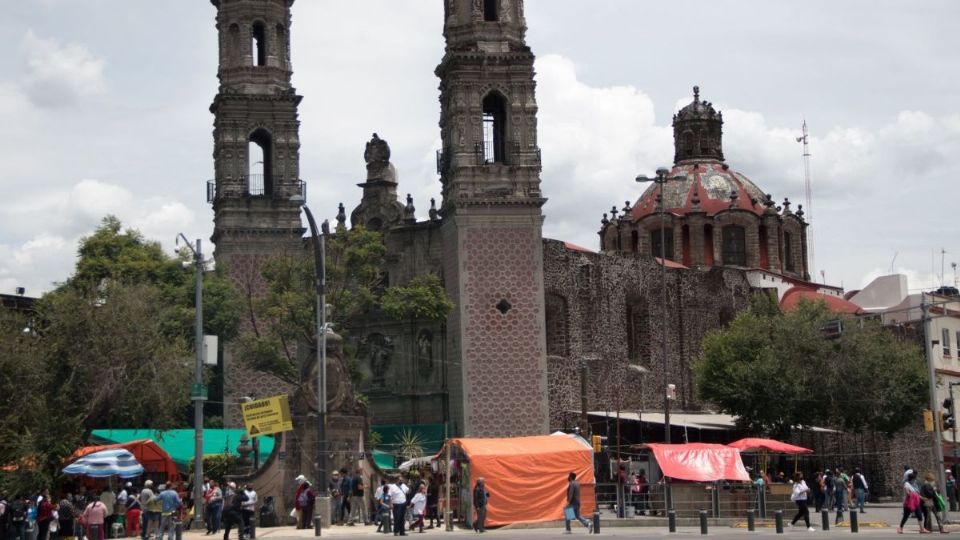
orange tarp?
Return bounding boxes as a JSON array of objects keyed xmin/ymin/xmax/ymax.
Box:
[
  {"xmin": 450, "ymin": 434, "xmax": 595, "ymax": 527},
  {"xmin": 646, "ymin": 443, "xmax": 751, "ymax": 482},
  {"xmin": 69, "ymin": 440, "xmax": 179, "ymax": 479}
]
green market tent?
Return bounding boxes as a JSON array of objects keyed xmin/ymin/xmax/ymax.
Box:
[
  {"xmin": 370, "ymin": 423, "xmax": 447, "ymax": 470},
  {"xmin": 91, "ymin": 429, "xmax": 274, "ymax": 473}
]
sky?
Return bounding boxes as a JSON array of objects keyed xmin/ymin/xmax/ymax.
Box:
[{"xmin": 1, "ymin": 0, "xmax": 959, "ymax": 297}]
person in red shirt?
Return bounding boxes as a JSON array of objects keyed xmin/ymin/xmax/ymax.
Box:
[{"xmin": 36, "ymin": 490, "xmax": 56, "ymax": 540}]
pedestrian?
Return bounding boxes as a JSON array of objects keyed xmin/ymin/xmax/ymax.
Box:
[
  {"xmin": 293, "ymin": 476, "xmax": 315, "ymax": 530},
  {"xmin": 410, "ymin": 485, "xmax": 427, "ymax": 534},
  {"xmin": 472, "ymin": 479, "xmax": 488, "ymax": 534},
  {"xmin": 789, "ymin": 472, "xmax": 814, "ymax": 531},
  {"xmin": 919, "ymin": 472, "xmax": 946, "ymax": 533},
  {"xmin": 374, "ymin": 480, "xmax": 390, "ymax": 533},
  {"xmin": 71, "ymin": 490, "xmax": 87, "ymax": 540},
  {"xmin": 58, "ymin": 492, "xmax": 76, "ymax": 540},
  {"xmin": 338, "ymin": 469, "xmax": 352, "ymax": 525},
  {"xmin": 81, "ymin": 497, "xmax": 107, "ymax": 540},
  {"xmin": 564, "ymin": 472, "xmax": 591, "ymax": 534},
  {"xmin": 833, "ymin": 468, "xmax": 848, "ymax": 524},
  {"xmin": 898, "ymin": 471, "xmax": 927, "ymax": 534},
  {"xmin": 221, "ymin": 483, "xmax": 247, "ymax": 540},
  {"xmin": 240, "ymin": 485, "xmax": 257, "ymax": 537},
  {"xmin": 139, "ymin": 481, "xmax": 160, "ymax": 540},
  {"xmin": 156, "ymin": 484, "xmax": 181, "ymax": 540},
  {"xmin": 947, "ymin": 470, "xmax": 958, "ymax": 512},
  {"xmin": 811, "ymin": 471, "xmax": 824, "ymax": 513},
  {"xmin": 822, "ymin": 469, "xmax": 835, "ymax": 513},
  {"xmin": 326, "ymin": 471, "xmax": 342, "ymax": 526},
  {"xmin": 851, "ymin": 469, "xmax": 868, "ymax": 513},
  {"xmin": 36, "ymin": 491, "xmax": 55, "ymax": 540},
  {"xmin": 349, "ymin": 469, "xmax": 368, "ymax": 526},
  {"xmin": 124, "ymin": 494, "xmax": 141, "ymax": 538},
  {"xmin": 98, "ymin": 489, "xmax": 115, "ymax": 538},
  {"xmin": 388, "ymin": 477, "xmax": 408, "ymax": 536},
  {"xmin": 204, "ymin": 480, "xmax": 223, "ymax": 535},
  {"xmin": 425, "ymin": 479, "xmax": 439, "ymax": 529}
]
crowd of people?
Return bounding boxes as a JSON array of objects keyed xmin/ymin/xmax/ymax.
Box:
[{"xmin": 0, "ymin": 479, "xmax": 259, "ymax": 540}]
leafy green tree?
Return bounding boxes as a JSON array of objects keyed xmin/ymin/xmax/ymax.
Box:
[
  {"xmin": 694, "ymin": 293, "xmax": 926, "ymax": 437},
  {"xmin": 381, "ymin": 274, "xmax": 454, "ymax": 321}
]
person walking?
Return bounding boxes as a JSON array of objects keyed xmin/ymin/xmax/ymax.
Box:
[
  {"xmin": 220, "ymin": 483, "xmax": 247, "ymax": 540},
  {"xmin": 327, "ymin": 472, "xmax": 343, "ymax": 526},
  {"xmin": 124, "ymin": 495, "xmax": 141, "ymax": 538},
  {"xmin": 919, "ymin": 472, "xmax": 946, "ymax": 534},
  {"xmin": 293, "ymin": 476, "xmax": 315, "ymax": 530},
  {"xmin": 898, "ymin": 471, "xmax": 927, "ymax": 534},
  {"xmin": 204, "ymin": 480, "xmax": 224, "ymax": 535},
  {"xmin": 833, "ymin": 468, "xmax": 849, "ymax": 524},
  {"xmin": 388, "ymin": 478, "xmax": 408, "ymax": 537},
  {"xmin": 35, "ymin": 491, "xmax": 55, "ymax": 540},
  {"xmin": 409, "ymin": 485, "xmax": 427, "ymax": 534},
  {"xmin": 156, "ymin": 484, "xmax": 181, "ymax": 540},
  {"xmin": 947, "ymin": 470, "xmax": 958, "ymax": 512},
  {"xmin": 374, "ymin": 480, "xmax": 391, "ymax": 534},
  {"xmin": 140, "ymin": 481, "xmax": 161, "ymax": 540},
  {"xmin": 425, "ymin": 480, "xmax": 439, "ymax": 529},
  {"xmin": 851, "ymin": 469, "xmax": 868, "ymax": 513},
  {"xmin": 349, "ymin": 470, "xmax": 368, "ymax": 526},
  {"xmin": 240, "ymin": 485, "xmax": 257, "ymax": 538},
  {"xmin": 472, "ymin": 479, "xmax": 488, "ymax": 533},
  {"xmin": 564, "ymin": 472, "xmax": 591, "ymax": 534},
  {"xmin": 789, "ymin": 472, "xmax": 814, "ymax": 531}
]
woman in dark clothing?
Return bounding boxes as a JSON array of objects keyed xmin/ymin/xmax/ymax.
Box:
[
  {"xmin": 919, "ymin": 472, "xmax": 945, "ymax": 533},
  {"xmin": 58, "ymin": 494, "xmax": 76, "ymax": 540}
]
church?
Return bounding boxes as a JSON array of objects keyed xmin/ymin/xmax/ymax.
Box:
[{"xmin": 206, "ymin": 0, "xmax": 844, "ymax": 448}]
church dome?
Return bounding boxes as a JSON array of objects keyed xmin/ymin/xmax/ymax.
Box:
[{"xmin": 631, "ymin": 161, "xmax": 769, "ymax": 220}]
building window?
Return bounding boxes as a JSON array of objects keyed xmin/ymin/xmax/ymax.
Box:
[
  {"xmin": 650, "ymin": 229, "xmax": 674, "ymax": 261},
  {"xmin": 252, "ymin": 22, "xmax": 266, "ymax": 66},
  {"xmin": 484, "ymin": 0, "xmax": 498, "ymax": 21},
  {"xmin": 482, "ymin": 92, "xmax": 507, "ymax": 164},
  {"xmin": 248, "ymin": 129, "xmax": 273, "ymax": 196},
  {"xmin": 783, "ymin": 231, "xmax": 795, "ymax": 272},
  {"xmin": 722, "ymin": 225, "xmax": 747, "ymax": 267},
  {"xmin": 945, "ymin": 328, "xmax": 952, "ymax": 357}
]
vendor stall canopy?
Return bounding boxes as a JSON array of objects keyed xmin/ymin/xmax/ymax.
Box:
[
  {"xmin": 645, "ymin": 443, "xmax": 751, "ymax": 482},
  {"xmin": 91, "ymin": 429, "xmax": 274, "ymax": 472}
]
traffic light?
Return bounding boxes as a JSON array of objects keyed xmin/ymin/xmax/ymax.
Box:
[
  {"xmin": 592, "ymin": 435, "xmax": 602, "ymax": 453},
  {"xmin": 924, "ymin": 409, "xmax": 934, "ymax": 432},
  {"xmin": 943, "ymin": 399, "xmax": 956, "ymax": 430}
]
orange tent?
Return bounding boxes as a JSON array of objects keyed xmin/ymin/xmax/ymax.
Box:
[
  {"xmin": 68, "ymin": 440, "xmax": 179, "ymax": 480},
  {"xmin": 448, "ymin": 434, "xmax": 595, "ymax": 527}
]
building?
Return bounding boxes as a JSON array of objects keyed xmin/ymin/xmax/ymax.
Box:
[{"xmin": 206, "ymin": 0, "xmax": 829, "ymax": 443}]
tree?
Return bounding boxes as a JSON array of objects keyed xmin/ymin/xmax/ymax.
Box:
[
  {"xmin": 694, "ymin": 293, "xmax": 927, "ymax": 437},
  {"xmin": 381, "ymin": 274, "xmax": 454, "ymax": 322}
]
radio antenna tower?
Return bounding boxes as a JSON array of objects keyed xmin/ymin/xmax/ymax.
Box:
[{"xmin": 796, "ymin": 119, "xmax": 815, "ymax": 281}]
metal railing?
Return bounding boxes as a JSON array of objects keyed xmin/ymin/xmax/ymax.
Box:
[
  {"xmin": 206, "ymin": 174, "xmax": 306, "ymax": 203},
  {"xmin": 435, "ymin": 143, "xmax": 542, "ymax": 173}
]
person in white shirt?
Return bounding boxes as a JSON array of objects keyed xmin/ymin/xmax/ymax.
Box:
[
  {"xmin": 241, "ymin": 485, "xmax": 258, "ymax": 537},
  {"xmin": 409, "ymin": 485, "xmax": 427, "ymax": 534},
  {"xmin": 388, "ymin": 479, "xmax": 407, "ymax": 536},
  {"xmin": 789, "ymin": 472, "xmax": 814, "ymax": 531}
]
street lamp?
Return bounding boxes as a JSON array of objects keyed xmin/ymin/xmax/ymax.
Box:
[
  {"xmin": 636, "ymin": 167, "xmax": 683, "ymax": 511},
  {"xmin": 176, "ymin": 234, "xmax": 206, "ymax": 528},
  {"xmin": 291, "ymin": 195, "xmax": 330, "ymax": 495}
]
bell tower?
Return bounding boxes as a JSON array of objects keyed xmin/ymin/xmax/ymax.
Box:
[
  {"xmin": 207, "ymin": 0, "xmax": 305, "ymax": 425},
  {"xmin": 437, "ymin": 0, "xmax": 549, "ymax": 436}
]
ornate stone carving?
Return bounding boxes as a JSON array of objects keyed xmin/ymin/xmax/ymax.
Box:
[
  {"xmin": 417, "ymin": 330, "xmax": 434, "ymax": 378},
  {"xmin": 364, "ymin": 133, "xmax": 396, "ymax": 182},
  {"xmin": 472, "ymin": 0, "xmax": 483, "ymax": 20},
  {"xmin": 361, "ymin": 333, "xmax": 394, "ymax": 387}
]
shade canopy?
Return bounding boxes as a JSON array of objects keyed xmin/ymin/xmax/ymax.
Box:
[
  {"xmin": 63, "ymin": 449, "xmax": 144, "ymax": 478},
  {"xmin": 70, "ymin": 440, "xmax": 179, "ymax": 479},
  {"xmin": 646, "ymin": 443, "xmax": 750, "ymax": 482},
  {"xmin": 447, "ymin": 433, "xmax": 595, "ymax": 526},
  {"xmin": 90, "ymin": 429, "xmax": 274, "ymax": 472},
  {"xmin": 727, "ymin": 438, "xmax": 813, "ymax": 455}
]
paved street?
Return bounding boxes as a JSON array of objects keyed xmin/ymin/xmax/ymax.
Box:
[{"xmin": 181, "ymin": 504, "xmax": 960, "ymax": 540}]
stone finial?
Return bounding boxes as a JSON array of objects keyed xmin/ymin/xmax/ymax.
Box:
[
  {"xmin": 403, "ymin": 194, "xmax": 416, "ymax": 223},
  {"xmin": 693, "ymin": 85, "xmax": 700, "ymax": 103},
  {"xmin": 429, "ymin": 198, "xmax": 439, "ymax": 221},
  {"xmin": 601, "ymin": 213, "xmax": 609, "ymax": 226},
  {"xmin": 336, "ymin": 202, "xmax": 347, "ymax": 231},
  {"xmin": 729, "ymin": 189, "xmax": 738, "ymax": 208},
  {"xmin": 796, "ymin": 204, "xmax": 805, "ymax": 220},
  {"xmin": 782, "ymin": 197, "xmax": 792, "ymax": 214},
  {"xmin": 623, "ymin": 200, "xmax": 632, "ymax": 214},
  {"xmin": 610, "ymin": 206, "xmax": 619, "ymax": 220},
  {"xmin": 321, "ymin": 219, "xmax": 331, "ymax": 235}
]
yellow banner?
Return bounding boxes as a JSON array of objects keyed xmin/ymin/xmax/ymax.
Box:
[{"xmin": 241, "ymin": 395, "xmax": 293, "ymax": 437}]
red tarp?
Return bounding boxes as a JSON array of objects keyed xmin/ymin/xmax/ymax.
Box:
[
  {"xmin": 69, "ymin": 440, "xmax": 179, "ymax": 479},
  {"xmin": 727, "ymin": 438, "xmax": 813, "ymax": 454},
  {"xmin": 646, "ymin": 443, "xmax": 751, "ymax": 482},
  {"xmin": 449, "ymin": 434, "xmax": 595, "ymax": 526}
]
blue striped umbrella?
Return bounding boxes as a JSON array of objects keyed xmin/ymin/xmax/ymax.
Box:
[{"xmin": 63, "ymin": 449, "xmax": 144, "ymax": 478}]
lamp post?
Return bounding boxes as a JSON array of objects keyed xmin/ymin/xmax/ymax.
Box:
[
  {"xmin": 177, "ymin": 234, "xmax": 206, "ymax": 528},
  {"xmin": 293, "ymin": 196, "xmax": 329, "ymax": 494},
  {"xmin": 636, "ymin": 167, "xmax": 683, "ymax": 511}
]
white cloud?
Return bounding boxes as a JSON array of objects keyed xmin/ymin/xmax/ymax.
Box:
[{"xmin": 18, "ymin": 30, "xmax": 106, "ymax": 108}]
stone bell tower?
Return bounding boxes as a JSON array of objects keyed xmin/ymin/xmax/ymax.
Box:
[
  {"xmin": 437, "ymin": 0, "xmax": 549, "ymax": 436},
  {"xmin": 208, "ymin": 0, "xmax": 306, "ymax": 424}
]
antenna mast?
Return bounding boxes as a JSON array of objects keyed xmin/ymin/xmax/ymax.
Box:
[{"xmin": 797, "ymin": 119, "xmax": 815, "ymax": 281}]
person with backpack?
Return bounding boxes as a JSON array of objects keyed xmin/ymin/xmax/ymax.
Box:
[
  {"xmin": 220, "ymin": 483, "xmax": 247, "ymax": 540},
  {"xmin": 834, "ymin": 468, "xmax": 849, "ymax": 524},
  {"xmin": 899, "ymin": 471, "xmax": 927, "ymax": 534},
  {"xmin": 293, "ymin": 476, "xmax": 315, "ymax": 530},
  {"xmin": 851, "ymin": 469, "xmax": 868, "ymax": 513},
  {"xmin": 58, "ymin": 493, "xmax": 76, "ymax": 540},
  {"xmin": 822, "ymin": 469, "xmax": 835, "ymax": 513},
  {"xmin": 9, "ymin": 495, "xmax": 29, "ymax": 540}
]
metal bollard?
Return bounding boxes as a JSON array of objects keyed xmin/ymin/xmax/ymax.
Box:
[
  {"xmin": 821, "ymin": 510, "xmax": 830, "ymax": 531},
  {"xmin": 849, "ymin": 508, "xmax": 858, "ymax": 533},
  {"xmin": 758, "ymin": 488, "xmax": 767, "ymax": 519},
  {"xmin": 175, "ymin": 521, "xmax": 183, "ymax": 540},
  {"xmin": 592, "ymin": 511, "xmax": 600, "ymax": 534},
  {"xmin": 775, "ymin": 510, "xmax": 784, "ymax": 534},
  {"xmin": 384, "ymin": 509, "xmax": 393, "ymax": 534},
  {"xmin": 314, "ymin": 515, "xmax": 322, "ymax": 537},
  {"xmin": 699, "ymin": 510, "xmax": 708, "ymax": 535},
  {"xmin": 249, "ymin": 518, "xmax": 256, "ymax": 539},
  {"xmin": 668, "ymin": 510, "xmax": 676, "ymax": 533},
  {"xmin": 747, "ymin": 509, "xmax": 755, "ymax": 532}
]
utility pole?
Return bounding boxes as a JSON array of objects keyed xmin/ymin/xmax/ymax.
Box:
[
  {"xmin": 796, "ymin": 120, "xmax": 815, "ymax": 281},
  {"xmin": 923, "ymin": 294, "xmax": 949, "ymax": 522},
  {"xmin": 177, "ymin": 234, "xmax": 205, "ymax": 528}
]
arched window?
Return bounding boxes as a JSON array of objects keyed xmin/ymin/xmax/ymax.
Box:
[
  {"xmin": 484, "ymin": 0, "xmax": 498, "ymax": 22},
  {"xmin": 482, "ymin": 92, "xmax": 507, "ymax": 164},
  {"xmin": 650, "ymin": 228, "xmax": 674, "ymax": 261},
  {"xmin": 783, "ymin": 231, "xmax": 795, "ymax": 272},
  {"xmin": 248, "ymin": 129, "xmax": 273, "ymax": 196},
  {"xmin": 721, "ymin": 225, "xmax": 747, "ymax": 266},
  {"xmin": 252, "ymin": 22, "xmax": 266, "ymax": 66}
]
